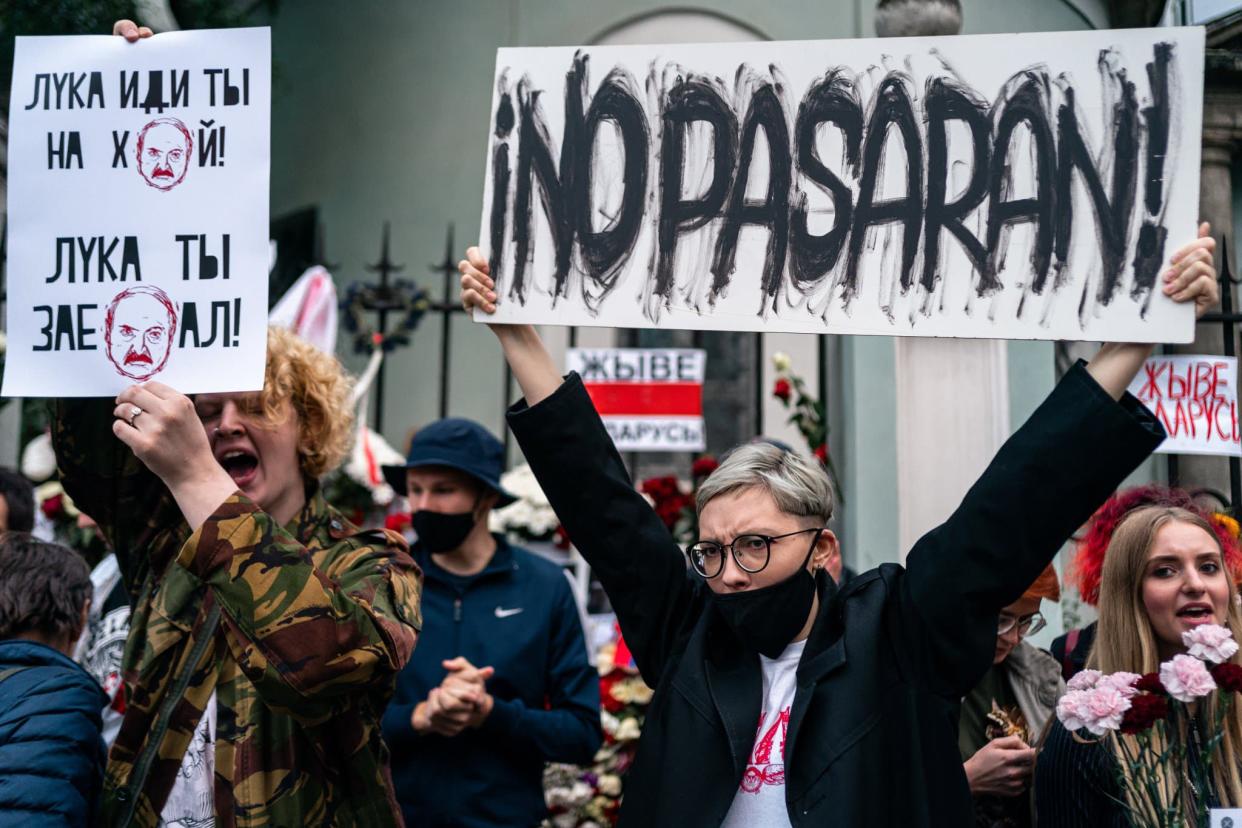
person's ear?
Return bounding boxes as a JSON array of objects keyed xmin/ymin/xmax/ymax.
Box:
[
  {"xmin": 475, "ymin": 490, "xmax": 500, "ymax": 522},
  {"xmin": 810, "ymin": 529, "xmax": 840, "ymax": 573}
]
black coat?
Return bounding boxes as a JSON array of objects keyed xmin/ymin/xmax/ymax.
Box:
[{"xmin": 508, "ymin": 363, "xmax": 1162, "ymax": 828}]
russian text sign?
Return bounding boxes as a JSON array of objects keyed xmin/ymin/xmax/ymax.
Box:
[
  {"xmin": 3, "ymin": 28, "xmax": 271, "ymax": 397},
  {"xmin": 568, "ymin": 348, "xmax": 706, "ymax": 451},
  {"xmin": 1128, "ymin": 355, "xmax": 1240, "ymax": 456},
  {"xmin": 477, "ymin": 28, "xmax": 1203, "ymax": 343}
]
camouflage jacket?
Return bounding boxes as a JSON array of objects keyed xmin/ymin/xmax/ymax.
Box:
[{"xmin": 53, "ymin": 400, "xmax": 424, "ymax": 827}]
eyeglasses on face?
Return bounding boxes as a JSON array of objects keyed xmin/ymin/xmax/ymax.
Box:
[
  {"xmin": 997, "ymin": 611, "xmax": 1046, "ymax": 638},
  {"xmin": 687, "ymin": 528, "xmax": 822, "ymax": 579}
]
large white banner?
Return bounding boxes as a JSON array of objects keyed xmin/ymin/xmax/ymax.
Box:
[
  {"xmin": 476, "ymin": 28, "xmax": 1204, "ymax": 343},
  {"xmin": 3, "ymin": 28, "xmax": 271, "ymax": 397}
]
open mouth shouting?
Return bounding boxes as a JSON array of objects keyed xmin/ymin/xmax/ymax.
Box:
[
  {"xmin": 1176, "ymin": 602, "xmax": 1217, "ymax": 628},
  {"xmin": 217, "ymin": 446, "xmax": 260, "ymax": 489}
]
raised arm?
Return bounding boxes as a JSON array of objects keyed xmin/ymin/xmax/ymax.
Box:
[
  {"xmin": 460, "ymin": 247, "xmax": 562, "ymax": 406},
  {"xmin": 897, "ymin": 227, "xmax": 1217, "ymax": 697},
  {"xmin": 1084, "ymin": 223, "xmax": 1217, "ymax": 399},
  {"xmin": 52, "ymin": 399, "xmax": 186, "ymax": 596},
  {"xmin": 461, "ymin": 247, "xmax": 704, "ymax": 685},
  {"xmin": 64, "ymin": 381, "xmax": 421, "ymax": 725}
]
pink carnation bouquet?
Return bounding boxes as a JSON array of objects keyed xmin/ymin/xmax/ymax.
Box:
[{"xmin": 1055, "ymin": 624, "xmax": 1242, "ymax": 827}]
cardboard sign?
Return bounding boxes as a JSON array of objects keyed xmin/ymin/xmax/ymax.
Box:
[
  {"xmin": 568, "ymin": 348, "xmax": 706, "ymax": 451},
  {"xmin": 476, "ymin": 28, "xmax": 1204, "ymax": 343},
  {"xmin": 1128, "ymin": 355, "xmax": 1241, "ymax": 456},
  {"xmin": 3, "ymin": 28, "xmax": 271, "ymax": 397}
]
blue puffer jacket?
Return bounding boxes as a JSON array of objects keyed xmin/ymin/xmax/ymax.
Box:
[{"xmin": 0, "ymin": 639, "xmax": 108, "ymax": 827}]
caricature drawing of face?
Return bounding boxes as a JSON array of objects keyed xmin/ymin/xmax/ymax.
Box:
[
  {"xmin": 136, "ymin": 118, "xmax": 193, "ymax": 191},
  {"xmin": 104, "ymin": 286, "xmax": 178, "ymax": 381}
]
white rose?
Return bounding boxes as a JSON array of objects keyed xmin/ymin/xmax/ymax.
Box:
[
  {"xmin": 597, "ymin": 774, "xmax": 622, "ymax": 797},
  {"xmin": 21, "ymin": 432, "xmax": 57, "ymax": 482}
]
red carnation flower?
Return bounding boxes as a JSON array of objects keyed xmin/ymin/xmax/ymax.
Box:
[
  {"xmin": 773, "ymin": 378, "xmax": 792, "ymax": 402},
  {"xmin": 1213, "ymin": 662, "xmax": 1242, "ymax": 693},
  {"xmin": 1135, "ymin": 672, "xmax": 1164, "ymax": 694},
  {"xmin": 641, "ymin": 475, "xmax": 680, "ymax": 500},
  {"xmin": 692, "ymin": 456, "xmax": 719, "ymax": 479},
  {"xmin": 554, "ymin": 525, "xmax": 572, "ymax": 550},
  {"xmin": 40, "ymin": 493, "xmax": 64, "ymax": 520},
  {"xmin": 1120, "ymin": 693, "xmax": 1171, "ymax": 734},
  {"xmin": 813, "ymin": 444, "xmax": 828, "ymax": 464},
  {"xmin": 599, "ymin": 676, "xmax": 625, "ymax": 713}
]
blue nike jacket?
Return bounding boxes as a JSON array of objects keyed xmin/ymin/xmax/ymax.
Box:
[{"xmin": 382, "ymin": 537, "xmax": 602, "ymax": 828}]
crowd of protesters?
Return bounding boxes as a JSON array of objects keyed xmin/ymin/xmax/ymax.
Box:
[{"xmin": 0, "ymin": 14, "xmax": 1238, "ymax": 828}]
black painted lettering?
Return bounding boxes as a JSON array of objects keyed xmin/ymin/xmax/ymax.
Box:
[
  {"xmin": 713, "ymin": 81, "xmax": 791, "ymax": 311},
  {"xmin": 790, "ymin": 70, "xmax": 863, "ymax": 289},
  {"xmin": 655, "ymin": 77, "xmax": 737, "ymax": 309}
]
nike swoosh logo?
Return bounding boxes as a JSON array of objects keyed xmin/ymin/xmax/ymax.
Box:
[{"xmin": 494, "ymin": 607, "xmax": 524, "ymax": 618}]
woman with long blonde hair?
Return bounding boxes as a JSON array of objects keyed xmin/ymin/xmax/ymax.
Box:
[{"xmin": 1035, "ymin": 506, "xmax": 1242, "ymax": 824}]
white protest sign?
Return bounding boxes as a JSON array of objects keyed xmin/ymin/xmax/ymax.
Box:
[
  {"xmin": 476, "ymin": 28, "xmax": 1203, "ymax": 343},
  {"xmin": 567, "ymin": 348, "xmax": 706, "ymax": 451},
  {"xmin": 1211, "ymin": 808, "xmax": 1242, "ymax": 828},
  {"xmin": 1128, "ymin": 355, "xmax": 1240, "ymax": 456},
  {"xmin": 3, "ymin": 28, "xmax": 271, "ymax": 397}
]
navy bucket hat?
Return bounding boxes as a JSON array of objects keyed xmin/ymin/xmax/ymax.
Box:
[{"xmin": 382, "ymin": 418, "xmax": 517, "ymax": 507}]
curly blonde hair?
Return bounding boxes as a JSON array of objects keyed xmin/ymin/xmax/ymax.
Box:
[{"xmin": 261, "ymin": 326, "xmax": 355, "ymax": 478}]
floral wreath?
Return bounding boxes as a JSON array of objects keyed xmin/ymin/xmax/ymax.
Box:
[{"xmin": 339, "ymin": 280, "xmax": 432, "ymax": 355}]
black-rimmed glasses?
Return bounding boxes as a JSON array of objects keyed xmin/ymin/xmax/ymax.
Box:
[
  {"xmin": 687, "ymin": 528, "xmax": 822, "ymax": 579},
  {"xmin": 997, "ymin": 611, "xmax": 1046, "ymax": 638}
]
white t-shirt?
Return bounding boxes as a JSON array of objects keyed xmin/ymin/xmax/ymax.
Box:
[
  {"xmin": 158, "ymin": 691, "xmax": 217, "ymax": 828},
  {"xmin": 721, "ymin": 639, "xmax": 807, "ymax": 828}
]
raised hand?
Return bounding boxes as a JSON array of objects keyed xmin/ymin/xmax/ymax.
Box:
[
  {"xmin": 460, "ymin": 244, "xmax": 562, "ymax": 406},
  {"xmin": 1164, "ymin": 222, "xmax": 1218, "ymax": 319},
  {"xmin": 112, "ymin": 382, "xmax": 237, "ymax": 528},
  {"xmin": 459, "ymin": 247, "xmax": 498, "ymax": 315},
  {"xmin": 112, "ymin": 20, "xmax": 154, "ymax": 41}
]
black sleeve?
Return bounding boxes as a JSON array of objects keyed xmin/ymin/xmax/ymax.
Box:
[
  {"xmin": 896, "ymin": 361, "xmax": 1164, "ymax": 697},
  {"xmin": 507, "ymin": 373, "xmax": 705, "ymax": 687},
  {"xmin": 52, "ymin": 399, "xmax": 186, "ymax": 599},
  {"xmin": 1034, "ymin": 720, "xmax": 1127, "ymax": 827}
]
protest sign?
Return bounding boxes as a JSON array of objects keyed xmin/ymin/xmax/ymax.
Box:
[
  {"xmin": 477, "ymin": 28, "xmax": 1203, "ymax": 343},
  {"xmin": 1128, "ymin": 355, "xmax": 1240, "ymax": 456},
  {"xmin": 567, "ymin": 348, "xmax": 706, "ymax": 451},
  {"xmin": 3, "ymin": 28, "xmax": 271, "ymax": 397}
]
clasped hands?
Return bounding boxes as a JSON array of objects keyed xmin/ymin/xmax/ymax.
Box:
[{"xmin": 412, "ymin": 657, "xmax": 496, "ymax": 738}]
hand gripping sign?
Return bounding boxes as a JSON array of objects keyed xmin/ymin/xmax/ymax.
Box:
[{"xmin": 2, "ymin": 27, "xmax": 271, "ymax": 397}]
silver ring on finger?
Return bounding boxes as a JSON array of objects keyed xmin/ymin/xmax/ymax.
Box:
[{"xmin": 126, "ymin": 405, "xmax": 143, "ymax": 428}]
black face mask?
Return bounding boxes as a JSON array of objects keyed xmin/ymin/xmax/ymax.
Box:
[
  {"xmin": 710, "ymin": 534, "xmax": 820, "ymax": 659},
  {"xmin": 411, "ymin": 509, "xmax": 477, "ymax": 554}
]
